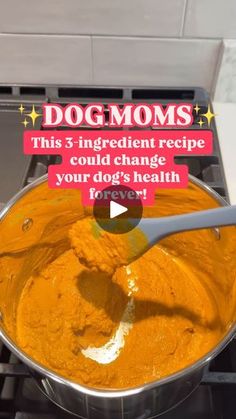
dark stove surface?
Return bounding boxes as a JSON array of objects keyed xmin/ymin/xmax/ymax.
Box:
[
  {"xmin": 1, "ymin": 341, "xmax": 236, "ymax": 419},
  {"xmin": 0, "ymin": 86, "xmax": 235, "ymax": 419}
]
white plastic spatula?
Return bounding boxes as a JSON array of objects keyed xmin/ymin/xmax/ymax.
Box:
[{"xmin": 131, "ymin": 204, "xmax": 236, "ymax": 262}]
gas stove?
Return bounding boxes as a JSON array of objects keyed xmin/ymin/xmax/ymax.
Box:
[{"xmin": 0, "ymin": 86, "xmax": 235, "ymax": 418}]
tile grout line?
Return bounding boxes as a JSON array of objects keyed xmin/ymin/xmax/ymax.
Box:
[
  {"xmin": 211, "ymin": 39, "xmax": 225, "ymax": 100},
  {"xmin": 90, "ymin": 35, "xmax": 94, "ymax": 84},
  {"xmin": 0, "ymin": 31, "xmax": 223, "ymax": 41},
  {"xmin": 180, "ymin": 0, "xmax": 188, "ymax": 37}
]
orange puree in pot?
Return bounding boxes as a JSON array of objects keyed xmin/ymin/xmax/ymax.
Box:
[
  {"xmin": 69, "ymin": 217, "xmax": 148, "ymax": 275},
  {"xmin": 16, "ymin": 213, "xmax": 222, "ymax": 389}
]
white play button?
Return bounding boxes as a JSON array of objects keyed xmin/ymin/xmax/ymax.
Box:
[
  {"xmin": 110, "ymin": 200, "xmax": 128, "ymax": 219},
  {"xmin": 93, "ymin": 186, "xmax": 143, "ymax": 234}
]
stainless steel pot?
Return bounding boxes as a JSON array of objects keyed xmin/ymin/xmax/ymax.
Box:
[{"xmin": 0, "ymin": 175, "xmax": 235, "ymax": 419}]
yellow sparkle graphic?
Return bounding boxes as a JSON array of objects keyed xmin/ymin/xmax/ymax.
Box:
[
  {"xmin": 22, "ymin": 118, "xmax": 29, "ymax": 128},
  {"xmin": 194, "ymin": 104, "xmax": 200, "ymax": 115},
  {"xmin": 197, "ymin": 117, "xmax": 205, "ymax": 128},
  {"xmin": 18, "ymin": 104, "xmax": 25, "ymax": 114},
  {"xmin": 26, "ymin": 105, "xmax": 41, "ymax": 127},
  {"xmin": 201, "ymin": 105, "xmax": 216, "ymax": 127}
]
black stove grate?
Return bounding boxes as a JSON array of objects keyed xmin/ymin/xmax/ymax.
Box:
[
  {"xmin": 1, "ymin": 343, "xmax": 236, "ymax": 419},
  {"xmin": 0, "ymin": 86, "xmax": 234, "ymax": 418}
]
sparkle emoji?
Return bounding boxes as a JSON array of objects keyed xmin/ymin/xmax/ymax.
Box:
[
  {"xmin": 26, "ymin": 105, "xmax": 41, "ymax": 127},
  {"xmin": 194, "ymin": 104, "xmax": 200, "ymax": 115},
  {"xmin": 22, "ymin": 118, "xmax": 29, "ymax": 128},
  {"xmin": 197, "ymin": 118, "xmax": 205, "ymax": 128},
  {"xmin": 18, "ymin": 104, "xmax": 25, "ymax": 115},
  {"xmin": 201, "ymin": 105, "xmax": 216, "ymax": 127}
]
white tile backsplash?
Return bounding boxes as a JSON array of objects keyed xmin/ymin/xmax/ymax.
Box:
[
  {"xmin": 214, "ymin": 40, "xmax": 236, "ymax": 102},
  {"xmin": 184, "ymin": 0, "xmax": 236, "ymax": 39},
  {"xmin": 0, "ymin": 0, "xmax": 185, "ymax": 37},
  {"xmin": 0, "ymin": 1, "xmax": 233, "ymax": 98},
  {"xmin": 92, "ymin": 37, "xmax": 221, "ymax": 91},
  {"xmin": 0, "ymin": 34, "xmax": 92, "ymax": 84}
]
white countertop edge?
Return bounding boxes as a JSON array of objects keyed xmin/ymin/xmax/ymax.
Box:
[{"xmin": 213, "ymin": 102, "xmax": 236, "ymax": 205}]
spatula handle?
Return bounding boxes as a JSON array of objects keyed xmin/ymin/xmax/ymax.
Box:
[{"xmin": 138, "ymin": 205, "xmax": 236, "ymax": 247}]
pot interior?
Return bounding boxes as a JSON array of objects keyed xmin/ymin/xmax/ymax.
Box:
[{"xmin": 0, "ymin": 178, "xmax": 236, "ymax": 390}]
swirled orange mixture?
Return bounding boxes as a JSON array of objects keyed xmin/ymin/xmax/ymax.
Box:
[
  {"xmin": 69, "ymin": 217, "xmax": 148, "ymax": 275},
  {"xmin": 16, "ymin": 216, "xmax": 222, "ymax": 389}
]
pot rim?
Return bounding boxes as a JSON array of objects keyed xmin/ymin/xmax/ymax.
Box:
[{"xmin": 0, "ymin": 174, "xmax": 235, "ymax": 398}]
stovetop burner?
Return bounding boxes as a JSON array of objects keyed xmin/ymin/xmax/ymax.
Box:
[{"xmin": 0, "ymin": 85, "xmax": 235, "ymax": 418}]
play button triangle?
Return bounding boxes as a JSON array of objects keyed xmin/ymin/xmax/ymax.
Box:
[{"xmin": 110, "ymin": 200, "xmax": 128, "ymax": 219}]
